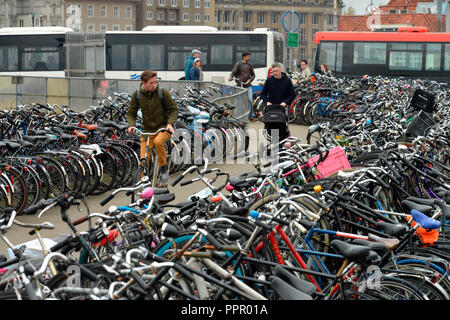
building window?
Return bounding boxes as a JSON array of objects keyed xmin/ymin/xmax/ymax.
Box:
[
  {"xmin": 101, "ymin": 6, "xmax": 106, "ymax": 17},
  {"xmin": 244, "ymin": 11, "xmax": 251, "ymax": 24},
  {"xmin": 169, "ymin": 12, "xmax": 175, "ymax": 20},
  {"xmin": 172, "ymin": 0, "xmax": 177, "ymax": 6},
  {"xmin": 327, "ymin": 14, "xmax": 334, "ymax": 25},
  {"xmin": 204, "ymin": 0, "xmax": 210, "ymax": 8},
  {"xmin": 271, "ymin": 12, "xmax": 278, "ymax": 24},
  {"xmin": 160, "ymin": 0, "xmax": 165, "ymax": 6},
  {"xmin": 147, "ymin": 0, "xmax": 153, "ymax": 5},
  {"xmin": 157, "ymin": 11, "xmax": 163, "ymax": 20},
  {"xmin": 87, "ymin": 24, "xmax": 94, "ymax": 32},
  {"xmin": 125, "ymin": 25, "xmax": 132, "ymax": 31},
  {"xmin": 216, "ymin": 11, "xmax": 221, "ymax": 23},
  {"xmin": 299, "ymin": 13, "xmax": 306, "ymax": 25},
  {"xmin": 88, "ymin": 5, "xmax": 94, "ymax": 17},
  {"xmin": 113, "ymin": 25, "xmax": 120, "ymax": 31},
  {"xmin": 299, "ymin": 28, "xmax": 306, "ymax": 44},
  {"xmin": 113, "ymin": 6, "xmax": 119, "ymax": 18},
  {"xmin": 195, "ymin": 0, "xmax": 200, "ymax": 8},
  {"xmin": 195, "ymin": 13, "xmax": 201, "ymax": 22},
  {"xmin": 299, "ymin": 47, "xmax": 306, "ymax": 60},
  {"xmin": 204, "ymin": 14, "xmax": 210, "ymax": 22},
  {"xmin": 244, "ymin": 27, "xmax": 251, "ymax": 31},
  {"xmin": 183, "ymin": 12, "xmax": 189, "ymax": 21},
  {"xmin": 184, "ymin": 0, "xmax": 189, "ymax": 7},
  {"xmin": 223, "ymin": 11, "xmax": 230, "ymax": 23},
  {"xmin": 126, "ymin": 7, "xmax": 132, "ymax": 18},
  {"xmin": 147, "ymin": 11, "xmax": 154, "ymax": 19},
  {"xmin": 312, "ymin": 13, "xmax": 319, "ymax": 25},
  {"xmin": 258, "ymin": 12, "xmax": 264, "ymax": 24},
  {"xmin": 100, "ymin": 24, "xmax": 107, "ymax": 32},
  {"xmin": 312, "ymin": 28, "xmax": 318, "ymax": 41}
]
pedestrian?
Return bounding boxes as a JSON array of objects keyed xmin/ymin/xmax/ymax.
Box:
[
  {"xmin": 320, "ymin": 63, "xmax": 332, "ymax": 75},
  {"xmin": 260, "ymin": 62, "xmax": 296, "ymax": 140},
  {"xmin": 189, "ymin": 58, "xmax": 202, "ymax": 81},
  {"xmin": 228, "ymin": 52, "xmax": 256, "ymax": 120},
  {"xmin": 127, "ymin": 70, "xmax": 179, "ymax": 184},
  {"xmin": 184, "ymin": 49, "xmax": 201, "ymax": 80},
  {"xmin": 299, "ymin": 59, "xmax": 312, "ymax": 80}
]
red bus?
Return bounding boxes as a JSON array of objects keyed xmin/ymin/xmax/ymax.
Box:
[{"xmin": 313, "ymin": 27, "xmax": 450, "ymax": 81}]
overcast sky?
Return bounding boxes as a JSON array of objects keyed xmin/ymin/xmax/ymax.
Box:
[{"xmin": 343, "ymin": 0, "xmax": 390, "ymax": 14}]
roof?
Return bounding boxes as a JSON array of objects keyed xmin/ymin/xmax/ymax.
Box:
[
  {"xmin": 338, "ymin": 13, "xmax": 446, "ymax": 32},
  {"xmin": 379, "ymin": 0, "xmax": 435, "ymax": 12}
]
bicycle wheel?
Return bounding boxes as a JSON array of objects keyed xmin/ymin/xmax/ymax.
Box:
[
  {"xmin": 366, "ymin": 276, "xmax": 429, "ymax": 300},
  {"xmin": 0, "ymin": 164, "xmax": 28, "ymax": 215}
]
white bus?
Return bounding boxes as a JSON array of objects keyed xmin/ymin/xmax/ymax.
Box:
[
  {"xmin": 0, "ymin": 26, "xmax": 72, "ymax": 77},
  {"xmin": 0, "ymin": 26, "xmax": 285, "ymax": 84},
  {"xmin": 105, "ymin": 26, "xmax": 285, "ymax": 83}
]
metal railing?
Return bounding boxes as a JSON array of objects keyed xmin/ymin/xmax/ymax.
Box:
[{"xmin": 0, "ymin": 76, "xmax": 250, "ymax": 120}]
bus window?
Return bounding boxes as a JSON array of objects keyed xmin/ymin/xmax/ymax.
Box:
[
  {"xmin": 0, "ymin": 46, "xmax": 18, "ymax": 71},
  {"xmin": 425, "ymin": 44, "xmax": 441, "ymax": 71},
  {"xmin": 353, "ymin": 42, "xmax": 386, "ymax": 64},
  {"xmin": 211, "ymin": 44, "xmax": 233, "ymax": 65},
  {"xmin": 111, "ymin": 44, "xmax": 128, "ymax": 70},
  {"xmin": 318, "ymin": 42, "xmax": 343, "ymax": 71},
  {"xmin": 131, "ymin": 44, "xmax": 164, "ymax": 70},
  {"xmin": 273, "ymin": 33, "xmax": 284, "ymax": 64},
  {"xmin": 168, "ymin": 45, "xmax": 208, "ymax": 71},
  {"xmin": 22, "ymin": 47, "xmax": 59, "ymax": 71},
  {"xmin": 389, "ymin": 42, "xmax": 423, "ymax": 71},
  {"xmin": 444, "ymin": 44, "xmax": 450, "ymax": 71},
  {"xmin": 236, "ymin": 45, "xmax": 266, "ymax": 67}
]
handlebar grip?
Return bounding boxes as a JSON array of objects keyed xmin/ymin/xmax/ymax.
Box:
[
  {"xmin": 73, "ymin": 215, "xmax": 89, "ymax": 226},
  {"xmin": 22, "ymin": 203, "xmax": 45, "ymax": 215},
  {"xmin": 180, "ymin": 179, "xmax": 194, "ymax": 187},
  {"xmin": 231, "ymin": 222, "xmax": 253, "ymax": 238},
  {"xmin": 171, "ymin": 174, "xmax": 184, "ymax": 187},
  {"xmin": 79, "ymin": 264, "xmax": 99, "ymax": 282},
  {"xmin": 271, "ymin": 216, "xmax": 289, "ymax": 226},
  {"xmin": 203, "ymin": 232, "xmax": 224, "ymax": 251},
  {"xmin": 100, "ymin": 194, "xmax": 115, "ymax": 206},
  {"xmin": 50, "ymin": 236, "xmax": 72, "ymax": 252},
  {"xmin": 129, "ymin": 271, "xmax": 148, "ymax": 290}
]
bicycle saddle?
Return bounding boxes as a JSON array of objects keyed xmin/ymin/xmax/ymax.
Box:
[
  {"xmin": 410, "ymin": 209, "xmax": 441, "ymax": 230},
  {"xmin": 375, "ymin": 221, "xmax": 408, "ymax": 237},
  {"xmin": 330, "ymin": 239, "xmax": 370, "ymax": 261},
  {"xmin": 221, "ymin": 206, "xmax": 249, "ymax": 217},
  {"xmin": 154, "ymin": 193, "xmax": 175, "ymax": 204},
  {"xmin": 269, "ymin": 276, "xmax": 313, "ymax": 300},
  {"xmin": 352, "ymin": 239, "xmax": 387, "ymax": 255},
  {"xmin": 401, "ymin": 199, "xmax": 434, "ymax": 216},
  {"xmin": 273, "ymin": 266, "xmax": 316, "ymax": 296}
]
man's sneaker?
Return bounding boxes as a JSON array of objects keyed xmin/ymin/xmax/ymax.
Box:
[{"xmin": 160, "ymin": 165, "xmax": 169, "ymax": 185}]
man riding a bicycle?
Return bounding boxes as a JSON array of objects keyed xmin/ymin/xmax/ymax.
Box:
[{"xmin": 127, "ymin": 70, "xmax": 178, "ymax": 184}]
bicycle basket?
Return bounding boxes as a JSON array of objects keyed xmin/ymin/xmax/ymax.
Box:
[
  {"xmin": 409, "ymin": 89, "xmax": 435, "ymax": 113},
  {"xmin": 306, "ymin": 146, "xmax": 351, "ymax": 179},
  {"xmin": 405, "ymin": 110, "xmax": 436, "ymax": 138}
]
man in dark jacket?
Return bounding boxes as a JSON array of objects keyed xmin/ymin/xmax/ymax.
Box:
[
  {"xmin": 127, "ymin": 70, "xmax": 178, "ymax": 184},
  {"xmin": 228, "ymin": 52, "xmax": 256, "ymax": 120},
  {"xmin": 261, "ymin": 62, "xmax": 296, "ymax": 109},
  {"xmin": 260, "ymin": 63, "xmax": 296, "ymax": 141}
]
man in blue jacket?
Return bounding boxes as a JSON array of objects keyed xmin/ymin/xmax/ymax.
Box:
[{"xmin": 184, "ymin": 49, "xmax": 201, "ymax": 80}]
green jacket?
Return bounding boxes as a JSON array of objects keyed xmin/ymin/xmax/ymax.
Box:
[{"xmin": 127, "ymin": 85, "xmax": 178, "ymax": 133}]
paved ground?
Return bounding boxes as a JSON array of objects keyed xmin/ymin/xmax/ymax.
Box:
[{"xmin": 0, "ymin": 122, "xmax": 309, "ymax": 255}]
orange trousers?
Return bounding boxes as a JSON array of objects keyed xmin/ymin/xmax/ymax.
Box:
[{"xmin": 140, "ymin": 131, "xmax": 171, "ymax": 167}]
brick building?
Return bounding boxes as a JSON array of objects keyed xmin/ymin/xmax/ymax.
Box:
[
  {"xmin": 338, "ymin": 0, "xmax": 447, "ymax": 32},
  {"xmin": 215, "ymin": 0, "xmax": 343, "ymax": 69}
]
